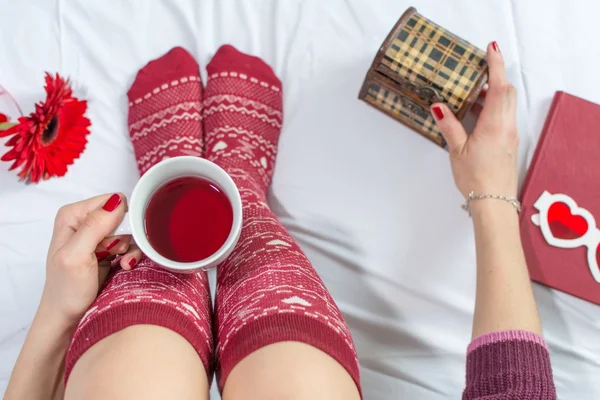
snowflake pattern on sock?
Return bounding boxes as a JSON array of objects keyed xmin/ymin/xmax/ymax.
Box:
[{"xmin": 127, "ymin": 47, "xmax": 204, "ymax": 175}]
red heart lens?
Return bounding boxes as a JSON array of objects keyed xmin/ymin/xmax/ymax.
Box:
[{"xmin": 547, "ymin": 202, "xmax": 589, "ymax": 239}]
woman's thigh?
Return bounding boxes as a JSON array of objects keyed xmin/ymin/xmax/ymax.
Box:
[
  {"xmin": 223, "ymin": 342, "xmax": 360, "ymax": 400},
  {"xmin": 65, "ymin": 325, "xmax": 209, "ymax": 400}
]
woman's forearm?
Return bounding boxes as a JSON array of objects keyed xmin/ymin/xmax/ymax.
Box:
[
  {"xmin": 431, "ymin": 42, "xmax": 555, "ymax": 399},
  {"xmin": 4, "ymin": 301, "xmax": 74, "ymax": 400},
  {"xmin": 470, "ymin": 200, "xmax": 542, "ymax": 338},
  {"xmin": 464, "ymin": 200, "xmax": 556, "ymax": 400}
]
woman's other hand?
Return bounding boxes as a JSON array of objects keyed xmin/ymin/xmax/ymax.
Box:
[
  {"xmin": 431, "ymin": 41, "xmax": 518, "ymax": 200},
  {"xmin": 42, "ymin": 193, "xmax": 142, "ymax": 327}
]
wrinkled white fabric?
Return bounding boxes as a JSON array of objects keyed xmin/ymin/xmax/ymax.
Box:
[{"xmin": 1, "ymin": 1, "xmax": 599, "ymax": 398}]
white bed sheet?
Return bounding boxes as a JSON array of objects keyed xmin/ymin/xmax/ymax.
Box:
[{"xmin": 1, "ymin": 1, "xmax": 600, "ymax": 398}]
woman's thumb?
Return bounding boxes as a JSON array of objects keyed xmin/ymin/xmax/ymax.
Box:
[{"xmin": 431, "ymin": 103, "xmax": 468, "ymax": 153}]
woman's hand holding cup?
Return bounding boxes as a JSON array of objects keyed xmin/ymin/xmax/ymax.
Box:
[{"xmin": 42, "ymin": 193, "xmax": 141, "ymax": 327}]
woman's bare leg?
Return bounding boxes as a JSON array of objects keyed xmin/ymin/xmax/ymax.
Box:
[
  {"xmin": 66, "ymin": 325, "xmax": 209, "ymax": 400},
  {"xmin": 203, "ymin": 45, "xmax": 362, "ymax": 399},
  {"xmin": 65, "ymin": 48, "xmax": 213, "ymax": 399},
  {"xmin": 223, "ymin": 342, "xmax": 360, "ymax": 400}
]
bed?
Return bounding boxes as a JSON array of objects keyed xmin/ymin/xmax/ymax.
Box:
[{"xmin": 1, "ymin": 1, "xmax": 599, "ymax": 398}]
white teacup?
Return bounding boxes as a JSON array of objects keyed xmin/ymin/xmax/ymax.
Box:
[{"xmin": 114, "ymin": 156, "xmax": 242, "ymax": 273}]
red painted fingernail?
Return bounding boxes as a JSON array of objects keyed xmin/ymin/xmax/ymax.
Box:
[
  {"xmin": 492, "ymin": 41, "xmax": 500, "ymax": 52},
  {"xmin": 95, "ymin": 251, "xmax": 110, "ymax": 261},
  {"xmin": 432, "ymin": 105, "xmax": 444, "ymax": 120},
  {"xmin": 106, "ymin": 239, "xmax": 120, "ymax": 251},
  {"xmin": 102, "ymin": 194, "xmax": 122, "ymax": 212},
  {"xmin": 128, "ymin": 258, "xmax": 137, "ymax": 268}
]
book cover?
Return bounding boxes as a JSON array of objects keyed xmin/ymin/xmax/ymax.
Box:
[{"xmin": 520, "ymin": 91, "xmax": 600, "ymax": 305}]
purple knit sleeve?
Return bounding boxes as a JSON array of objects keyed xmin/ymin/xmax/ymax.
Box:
[{"xmin": 463, "ymin": 330, "xmax": 556, "ymax": 400}]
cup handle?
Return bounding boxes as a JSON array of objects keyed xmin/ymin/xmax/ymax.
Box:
[{"xmin": 112, "ymin": 212, "xmax": 132, "ymax": 236}]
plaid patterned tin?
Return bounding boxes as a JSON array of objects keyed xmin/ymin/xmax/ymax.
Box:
[{"xmin": 359, "ymin": 7, "xmax": 488, "ymax": 148}]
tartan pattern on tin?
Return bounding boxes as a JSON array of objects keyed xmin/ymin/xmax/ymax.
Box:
[
  {"xmin": 364, "ymin": 80, "xmax": 446, "ymax": 147},
  {"xmin": 381, "ymin": 11, "xmax": 487, "ymax": 113}
]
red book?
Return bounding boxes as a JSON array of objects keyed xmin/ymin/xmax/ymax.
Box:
[{"xmin": 520, "ymin": 91, "xmax": 600, "ymax": 305}]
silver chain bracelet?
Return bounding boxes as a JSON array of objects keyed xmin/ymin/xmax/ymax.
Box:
[{"xmin": 462, "ymin": 191, "xmax": 521, "ymax": 216}]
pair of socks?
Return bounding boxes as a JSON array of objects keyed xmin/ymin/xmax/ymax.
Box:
[{"xmin": 65, "ymin": 45, "xmax": 360, "ymax": 392}]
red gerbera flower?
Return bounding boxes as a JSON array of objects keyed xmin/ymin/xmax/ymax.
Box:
[{"xmin": 0, "ymin": 73, "xmax": 90, "ymax": 183}]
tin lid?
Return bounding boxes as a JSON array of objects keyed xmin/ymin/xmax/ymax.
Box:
[{"xmin": 361, "ymin": 7, "xmax": 488, "ymax": 120}]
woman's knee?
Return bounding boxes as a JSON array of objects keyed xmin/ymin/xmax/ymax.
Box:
[
  {"xmin": 223, "ymin": 341, "xmax": 360, "ymax": 400},
  {"xmin": 65, "ymin": 325, "xmax": 209, "ymax": 400}
]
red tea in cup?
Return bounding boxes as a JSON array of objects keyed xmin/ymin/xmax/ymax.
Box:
[{"xmin": 144, "ymin": 176, "xmax": 233, "ymax": 263}]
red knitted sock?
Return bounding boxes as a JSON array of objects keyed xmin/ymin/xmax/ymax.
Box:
[
  {"xmin": 204, "ymin": 45, "xmax": 361, "ymax": 392},
  {"xmin": 65, "ymin": 47, "xmax": 213, "ymax": 381},
  {"xmin": 127, "ymin": 47, "xmax": 203, "ymax": 175}
]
